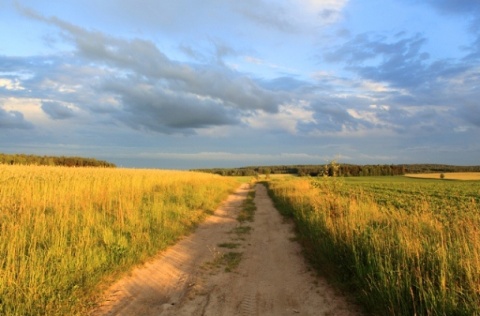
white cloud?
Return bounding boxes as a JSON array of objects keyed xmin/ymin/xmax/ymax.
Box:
[
  {"xmin": 135, "ymin": 151, "xmax": 331, "ymax": 164},
  {"xmin": 244, "ymin": 100, "xmax": 316, "ymax": 134},
  {"xmin": 230, "ymin": 0, "xmax": 348, "ymax": 38},
  {"xmin": 138, "ymin": 151, "xmax": 267, "ymax": 161},
  {"xmin": 0, "ymin": 78, "xmax": 25, "ymax": 91},
  {"xmin": 295, "ymin": 0, "xmax": 348, "ymax": 25},
  {"xmin": 1, "ymin": 97, "xmax": 44, "ymax": 122},
  {"xmin": 244, "ymin": 55, "xmax": 297, "ymax": 73},
  {"xmin": 358, "ymin": 80, "xmax": 391, "ymax": 92}
]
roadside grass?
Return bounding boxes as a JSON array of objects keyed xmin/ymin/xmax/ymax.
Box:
[
  {"xmin": 0, "ymin": 165, "xmax": 238, "ymax": 316},
  {"xmin": 218, "ymin": 242, "xmax": 241, "ymax": 249},
  {"xmin": 267, "ymin": 175, "xmax": 480, "ymax": 315},
  {"xmin": 214, "ymin": 184, "xmax": 257, "ymax": 272},
  {"xmin": 204, "ymin": 250, "xmax": 243, "ymax": 273},
  {"xmin": 237, "ymin": 186, "xmax": 256, "ymax": 223},
  {"xmin": 228, "ymin": 184, "xmax": 256, "ymax": 240},
  {"xmin": 231, "ymin": 226, "xmax": 252, "ymax": 235},
  {"xmin": 222, "ymin": 252, "xmax": 243, "ymax": 272}
]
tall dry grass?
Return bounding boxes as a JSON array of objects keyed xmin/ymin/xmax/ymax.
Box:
[
  {"xmin": 0, "ymin": 165, "xmax": 237, "ymax": 315},
  {"xmin": 267, "ymin": 176, "xmax": 480, "ymax": 315}
]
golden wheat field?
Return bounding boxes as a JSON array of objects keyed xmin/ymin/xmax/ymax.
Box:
[
  {"xmin": 405, "ymin": 172, "xmax": 480, "ymax": 180},
  {"xmin": 0, "ymin": 165, "xmax": 238, "ymax": 316}
]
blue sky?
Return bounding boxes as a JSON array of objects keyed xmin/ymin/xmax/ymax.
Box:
[{"xmin": 1, "ymin": 0, "xmax": 479, "ymax": 169}]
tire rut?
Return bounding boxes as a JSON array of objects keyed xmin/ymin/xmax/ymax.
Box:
[{"xmin": 239, "ymin": 292, "xmax": 257, "ymax": 316}]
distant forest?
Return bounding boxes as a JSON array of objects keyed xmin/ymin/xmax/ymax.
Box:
[
  {"xmin": 193, "ymin": 164, "xmax": 480, "ymax": 177},
  {"xmin": 0, "ymin": 153, "xmax": 116, "ymax": 168}
]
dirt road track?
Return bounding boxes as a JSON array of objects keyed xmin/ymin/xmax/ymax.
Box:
[{"xmin": 91, "ymin": 183, "xmax": 363, "ymax": 316}]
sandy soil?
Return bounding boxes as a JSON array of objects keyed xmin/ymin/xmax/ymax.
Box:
[{"xmin": 90, "ymin": 183, "xmax": 363, "ymax": 316}]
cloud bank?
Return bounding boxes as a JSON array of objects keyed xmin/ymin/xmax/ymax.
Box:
[{"xmin": 0, "ymin": 1, "xmax": 479, "ymax": 167}]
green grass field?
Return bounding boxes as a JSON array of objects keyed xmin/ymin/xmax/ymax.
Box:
[{"xmin": 267, "ymin": 175, "xmax": 480, "ymax": 315}]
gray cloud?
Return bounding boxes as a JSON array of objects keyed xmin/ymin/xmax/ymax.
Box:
[
  {"xmin": 0, "ymin": 107, "xmax": 33, "ymax": 129},
  {"xmin": 457, "ymin": 101, "xmax": 480, "ymax": 128},
  {"xmin": 321, "ymin": 26, "xmax": 480, "ymax": 135},
  {"xmin": 410, "ymin": 0, "xmax": 480, "ymax": 60},
  {"xmin": 9, "ymin": 4, "xmax": 479, "ymax": 144},
  {"xmin": 312, "ymin": 100, "xmax": 359, "ymax": 131},
  {"xmin": 15, "ymin": 9, "xmax": 284, "ymax": 135},
  {"xmin": 464, "ymin": 35, "xmax": 480, "ymax": 62},
  {"xmin": 41, "ymin": 101, "xmax": 75, "ymax": 120},
  {"xmin": 234, "ymin": 0, "xmax": 346, "ymax": 33},
  {"xmin": 258, "ymin": 77, "xmax": 310, "ymax": 92},
  {"xmin": 2, "ymin": 1, "xmax": 479, "ymax": 168},
  {"xmin": 325, "ymin": 33, "xmax": 432, "ymax": 89},
  {"xmin": 179, "ymin": 44, "xmax": 207, "ymax": 63},
  {"xmin": 102, "ymin": 79, "xmax": 240, "ymax": 134},
  {"xmin": 420, "ymin": 0, "xmax": 480, "ymax": 62},
  {"xmin": 421, "ymin": 0, "xmax": 480, "ymax": 15},
  {"xmin": 235, "ymin": 1, "xmax": 296, "ymax": 33}
]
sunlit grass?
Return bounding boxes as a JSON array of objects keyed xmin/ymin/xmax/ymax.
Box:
[
  {"xmin": 267, "ymin": 176, "xmax": 480, "ymax": 315},
  {"xmin": 0, "ymin": 165, "xmax": 238, "ymax": 316},
  {"xmin": 405, "ymin": 172, "xmax": 480, "ymax": 180}
]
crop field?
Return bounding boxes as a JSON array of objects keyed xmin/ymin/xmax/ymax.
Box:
[
  {"xmin": 267, "ymin": 175, "xmax": 480, "ymax": 315},
  {"xmin": 0, "ymin": 165, "xmax": 238, "ymax": 316},
  {"xmin": 405, "ymin": 172, "xmax": 480, "ymax": 180}
]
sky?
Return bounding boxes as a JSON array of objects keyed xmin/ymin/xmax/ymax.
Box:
[{"xmin": 1, "ymin": 0, "xmax": 479, "ymax": 169}]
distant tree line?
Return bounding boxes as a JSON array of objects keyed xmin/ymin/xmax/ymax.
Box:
[
  {"xmin": 0, "ymin": 153, "xmax": 116, "ymax": 168},
  {"xmin": 399, "ymin": 164, "xmax": 480, "ymax": 174},
  {"xmin": 192, "ymin": 164, "xmax": 480, "ymax": 177}
]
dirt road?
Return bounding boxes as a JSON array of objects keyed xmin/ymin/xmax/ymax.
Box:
[{"xmin": 91, "ymin": 183, "xmax": 363, "ymax": 316}]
